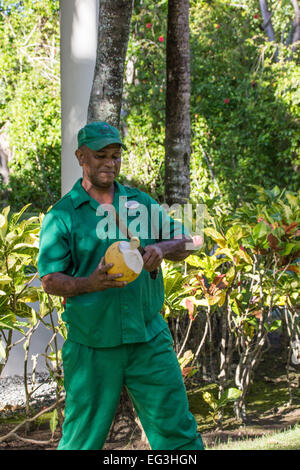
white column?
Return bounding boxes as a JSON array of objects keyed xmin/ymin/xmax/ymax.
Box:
[
  {"xmin": 60, "ymin": 0, "xmax": 98, "ymax": 196},
  {"xmin": 2, "ymin": 2, "xmax": 99, "ymax": 377}
]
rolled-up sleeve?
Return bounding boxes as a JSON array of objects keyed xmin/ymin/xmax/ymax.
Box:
[{"xmin": 38, "ymin": 211, "xmax": 72, "ymax": 278}]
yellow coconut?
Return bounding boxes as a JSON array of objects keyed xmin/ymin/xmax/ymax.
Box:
[{"xmin": 104, "ymin": 237, "xmax": 144, "ymax": 283}]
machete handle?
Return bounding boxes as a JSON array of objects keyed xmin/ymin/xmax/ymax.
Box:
[{"xmin": 138, "ymin": 245, "xmax": 159, "ymax": 280}]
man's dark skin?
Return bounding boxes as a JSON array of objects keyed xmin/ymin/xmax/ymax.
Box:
[{"xmin": 42, "ymin": 143, "xmax": 193, "ymax": 298}]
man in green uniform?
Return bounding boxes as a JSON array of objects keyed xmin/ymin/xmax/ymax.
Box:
[{"xmin": 38, "ymin": 121, "xmax": 204, "ymax": 451}]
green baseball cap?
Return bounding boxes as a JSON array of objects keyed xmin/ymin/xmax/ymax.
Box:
[{"xmin": 77, "ymin": 121, "xmax": 127, "ymax": 151}]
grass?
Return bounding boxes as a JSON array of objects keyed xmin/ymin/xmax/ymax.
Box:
[
  {"xmin": 186, "ymin": 349, "xmax": 300, "ymax": 435},
  {"xmin": 207, "ymin": 424, "xmax": 300, "ymax": 450}
]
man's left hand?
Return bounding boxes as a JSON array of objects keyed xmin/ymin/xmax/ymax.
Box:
[{"xmin": 142, "ymin": 245, "xmax": 163, "ymax": 272}]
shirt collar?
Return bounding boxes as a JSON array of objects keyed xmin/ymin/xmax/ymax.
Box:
[{"xmin": 70, "ymin": 177, "xmax": 130, "ymax": 209}]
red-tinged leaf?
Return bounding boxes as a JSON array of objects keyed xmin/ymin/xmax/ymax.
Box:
[
  {"xmin": 209, "ymin": 274, "xmax": 228, "ymax": 294},
  {"xmin": 282, "ymin": 222, "xmax": 298, "ymax": 234},
  {"xmin": 182, "ymin": 366, "xmax": 194, "ymax": 377},
  {"xmin": 251, "ymin": 309, "xmax": 262, "ymax": 318},
  {"xmin": 257, "ymin": 217, "xmax": 272, "ymax": 227},
  {"xmin": 267, "ymin": 233, "xmax": 279, "ymax": 250},
  {"xmin": 196, "ymin": 275, "xmax": 208, "ymax": 294},
  {"xmin": 215, "ymin": 274, "xmax": 228, "ymax": 288},
  {"xmin": 285, "ymin": 265, "xmax": 300, "ymax": 274},
  {"xmin": 185, "ymin": 298, "xmax": 194, "ymax": 320},
  {"xmin": 209, "ymin": 284, "xmax": 216, "ymax": 295}
]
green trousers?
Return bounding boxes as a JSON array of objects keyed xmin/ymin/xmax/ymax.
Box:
[{"xmin": 57, "ymin": 328, "xmax": 204, "ymax": 450}]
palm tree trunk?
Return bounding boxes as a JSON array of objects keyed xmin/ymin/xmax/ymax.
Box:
[
  {"xmin": 165, "ymin": 0, "xmax": 191, "ymax": 205},
  {"xmin": 87, "ymin": 0, "xmax": 134, "ymax": 127}
]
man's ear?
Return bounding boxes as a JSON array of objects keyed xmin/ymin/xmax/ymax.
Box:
[{"xmin": 75, "ymin": 148, "xmax": 85, "ymax": 166}]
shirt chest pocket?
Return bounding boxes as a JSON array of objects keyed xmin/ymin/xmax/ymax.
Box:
[
  {"xmin": 74, "ymin": 230, "xmax": 99, "ymax": 253},
  {"xmin": 72, "ymin": 229, "xmax": 108, "ymax": 273}
]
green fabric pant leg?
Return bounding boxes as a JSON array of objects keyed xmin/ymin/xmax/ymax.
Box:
[
  {"xmin": 125, "ymin": 328, "xmax": 204, "ymax": 450},
  {"xmin": 57, "ymin": 330, "xmax": 204, "ymax": 450},
  {"xmin": 57, "ymin": 340, "xmax": 125, "ymax": 450}
]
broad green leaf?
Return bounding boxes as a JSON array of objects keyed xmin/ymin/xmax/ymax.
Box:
[
  {"xmin": 0, "ymin": 275, "xmax": 13, "ymax": 284},
  {"xmin": 0, "ymin": 313, "xmax": 16, "ymax": 330},
  {"xmin": 270, "ymin": 186, "xmax": 281, "ymax": 198},
  {"xmin": 15, "ymin": 302, "xmax": 36, "ymax": 318},
  {"xmin": 185, "ymin": 255, "xmax": 203, "ymax": 267},
  {"xmin": 164, "ymin": 271, "xmax": 183, "ymax": 297},
  {"xmin": 217, "ymin": 290, "xmax": 226, "ymax": 307},
  {"xmin": 252, "ymin": 221, "xmax": 269, "ymax": 243},
  {"xmin": 285, "ymin": 193, "xmax": 298, "ymax": 209},
  {"xmin": 279, "ymin": 243, "xmax": 297, "ymax": 256},
  {"xmin": 18, "ymin": 287, "xmax": 40, "ymax": 303},
  {"xmin": 226, "ymin": 266, "xmax": 236, "ymax": 284},
  {"xmin": 214, "ymin": 247, "xmax": 234, "ymax": 261},
  {"xmin": 264, "ymin": 319, "xmax": 282, "ymax": 333},
  {"xmin": 204, "ymin": 227, "xmax": 226, "ymax": 247},
  {"xmin": 206, "ymin": 291, "xmax": 227, "ymax": 306},
  {"xmin": 231, "ymin": 299, "xmax": 241, "ymax": 316},
  {"xmin": 178, "ymin": 350, "xmax": 194, "ymax": 368},
  {"xmin": 225, "ymin": 225, "xmax": 244, "ymax": 245},
  {"xmin": 49, "ymin": 409, "xmax": 58, "ymax": 435},
  {"xmin": 202, "ymin": 392, "xmax": 218, "ymax": 411},
  {"xmin": 237, "ymin": 248, "xmax": 253, "ymax": 265},
  {"xmin": 194, "ymin": 298, "xmax": 209, "ymax": 307},
  {"xmin": 13, "ymin": 242, "xmax": 36, "ymax": 250},
  {"xmin": 8, "ymin": 204, "xmax": 32, "ymax": 229},
  {"xmin": 0, "ymin": 214, "xmax": 8, "ymax": 238},
  {"xmin": 218, "ymin": 388, "xmax": 242, "ymax": 408}
]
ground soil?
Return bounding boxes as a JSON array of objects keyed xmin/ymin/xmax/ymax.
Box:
[
  {"xmin": 1, "ymin": 345, "xmax": 299, "ymax": 451},
  {"xmin": 1, "ymin": 401, "xmax": 300, "ymax": 451}
]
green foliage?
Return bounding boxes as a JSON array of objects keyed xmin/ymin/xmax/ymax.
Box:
[
  {"xmin": 0, "ymin": 203, "xmax": 66, "ymax": 376},
  {"xmin": 123, "ymin": 0, "xmax": 300, "ymax": 206},
  {"xmin": 0, "ymin": 0, "xmax": 61, "ymax": 211},
  {"xmin": 0, "ymin": 203, "xmax": 39, "ymax": 370},
  {"xmin": 178, "ymin": 349, "xmax": 198, "ymax": 381},
  {"xmin": 184, "ymin": 185, "xmax": 300, "ymax": 323},
  {"xmin": 202, "ymin": 387, "xmax": 242, "ymax": 425},
  {"xmin": 49, "ymin": 408, "xmax": 58, "ymax": 437},
  {"xmin": 0, "ymin": 204, "xmax": 40, "ymax": 325},
  {"xmin": 0, "ymin": 0, "xmax": 299, "ymax": 211},
  {"xmin": 162, "ymin": 184, "xmax": 300, "ymax": 422}
]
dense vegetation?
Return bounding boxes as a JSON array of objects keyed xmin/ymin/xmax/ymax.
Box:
[
  {"xmin": 0, "ymin": 0, "xmax": 299, "ymax": 211},
  {"xmin": 0, "ymin": 0, "xmax": 60, "ymax": 210},
  {"xmin": 122, "ymin": 0, "xmax": 300, "ymax": 207},
  {"xmin": 0, "ymin": 0, "xmax": 299, "ymax": 446}
]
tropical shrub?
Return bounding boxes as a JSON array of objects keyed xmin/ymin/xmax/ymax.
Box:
[
  {"xmin": 1, "ymin": 184, "xmax": 299, "ymax": 434},
  {"xmin": 163, "ymin": 185, "xmax": 300, "ymax": 423},
  {"xmin": 0, "ymin": 204, "xmax": 65, "ymax": 431}
]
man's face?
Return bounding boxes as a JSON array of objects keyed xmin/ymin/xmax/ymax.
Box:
[{"xmin": 75, "ymin": 143, "xmax": 122, "ymax": 189}]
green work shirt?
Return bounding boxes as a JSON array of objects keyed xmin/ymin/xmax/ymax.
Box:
[{"xmin": 38, "ymin": 177, "xmax": 187, "ymax": 348}]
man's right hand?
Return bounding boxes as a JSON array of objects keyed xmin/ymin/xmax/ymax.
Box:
[
  {"xmin": 41, "ymin": 258, "xmax": 127, "ymax": 298},
  {"xmin": 87, "ymin": 257, "xmax": 127, "ymax": 291}
]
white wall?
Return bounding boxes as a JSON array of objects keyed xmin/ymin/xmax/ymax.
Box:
[{"xmin": 60, "ymin": 0, "xmax": 99, "ymax": 196}]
